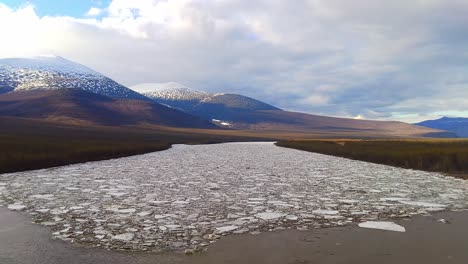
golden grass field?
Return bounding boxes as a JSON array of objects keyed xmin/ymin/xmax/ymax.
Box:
[
  {"xmin": 276, "ymin": 139, "xmax": 468, "ymax": 178},
  {"xmin": 1, "ymin": 116, "xmax": 466, "ymax": 175}
]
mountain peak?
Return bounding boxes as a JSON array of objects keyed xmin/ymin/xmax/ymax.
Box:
[
  {"xmin": 131, "ymin": 82, "xmax": 192, "ymax": 92},
  {"xmin": 130, "ymin": 82, "xmax": 209, "ymax": 101},
  {"xmin": 0, "ymin": 55, "xmax": 100, "ymax": 78},
  {"xmin": 0, "ymin": 56, "xmax": 148, "ymax": 100}
]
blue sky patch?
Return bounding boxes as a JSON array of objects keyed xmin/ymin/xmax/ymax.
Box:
[{"xmin": 1, "ymin": 0, "xmax": 111, "ymax": 17}]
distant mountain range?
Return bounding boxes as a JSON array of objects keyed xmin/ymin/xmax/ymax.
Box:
[
  {"xmin": 0, "ymin": 56, "xmax": 455, "ymax": 137},
  {"xmin": 415, "ymin": 117, "xmax": 468, "ymax": 138},
  {"xmin": 130, "ymin": 82, "xmax": 452, "ymax": 137},
  {"xmin": 0, "ymin": 57, "xmax": 216, "ymax": 129}
]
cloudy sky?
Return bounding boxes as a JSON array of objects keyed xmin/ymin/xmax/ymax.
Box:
[{"xmin": 1, "ymin": 0, "xmax": 467, "ymax": 122}]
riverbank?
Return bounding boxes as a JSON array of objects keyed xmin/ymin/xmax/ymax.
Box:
[
  {"xmin": 276, "ymin": 139, "xmax": 468, "ymax": 178},
  {"xmin": 3, "ymin": 116, "xmax": 459, "ymax": 175},
  {"xmin": 1, "ymin": 207, "xmax": 468, "ymax": 264}
]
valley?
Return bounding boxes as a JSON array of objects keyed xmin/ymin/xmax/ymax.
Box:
[{"xmin": 2, "ymin": 2, "xmax": 468, "ymax": 263}]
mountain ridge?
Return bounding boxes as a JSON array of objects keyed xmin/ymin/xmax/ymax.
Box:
[
  {"xmin": 0, "ymin": 57, "xmax": 457, "ymax": 137},
  {"xmin": 129, "ymin": 82, "xmax": 453, "ymax": 137},
  {"xmin": 415, "ymin": 117, "xmax": 468, "ymax": 138},
  {"xmin": 0, "ymin": 56, "xmax": 149, "ymax": 101},
  {"xmin": 0, "ymin": 58, "xmax": 217, "ymax": 129},
  {"xmin": 0, "ymin": 88, "xmax": 218, "ymax": 128},
  {"xmin": 130, "ymin": 82, "xmax": 281, "ymax": 124}
]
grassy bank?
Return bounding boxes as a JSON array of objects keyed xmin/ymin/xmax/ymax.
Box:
[
  {"xmin": 276, "ymin": 139, "xmax": 468, "ymax": 178},
  {"xmin": 0, "ymin": 117, "xmax": 268, "ymax": 174}
]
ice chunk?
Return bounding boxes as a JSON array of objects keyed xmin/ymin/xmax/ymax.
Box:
[
  {"xmin": 154, "ymin": 214, "xmax": 173, "ymax": 219},
  {"xmin": 285, "ymin": 215, "xmax": 298, "ymax": 221},
  {"xmin": 165, "ymin": 225, "xmax": 182, "ymax": 230},
  {"xmin": 379, "ymin": 197, "xmax": 410, "ymax": 202},
  {"xmin": 41, "ymin": 221, "xmax": 57, "ymax": 226},
  {"xmin": 30, "ymin": 194, "xmax": 54, "ymax": 199},
  {"xmin": 113, "ymin": 233, "xmax": 134, "ymax": 242},
  {"xmin": 118, "ymin": 208, "xmax": 136, "ymax": 214},
  {"xmin": 216, "ymin": 225, "xmax": 239, "ymax": 233},
  {"xmin": 358, "ymin": 221, "xmax": 406, "ymax": 232},
  {"xmin": 248, "ymin": 198, "xmax": 266, "ymax": 201},
  {"xmin": 399, "ymin": 201, "xmax": 446, "ymax": 208},
  {"xmin": 148, "ymin": 200, "xmax": 170, "ymax": 205},
  {"xmin": 255, "ymin": 212, "xmax": 286, "ymax": 220},
  {"xmin": 339, "ymin": 199, "xmax": 359, "ymax": 204},
  {"xmin": 172, "ymin": 201, "xmax": 190, "ymax": 205},
  {"xmin": 8, "ymin": 204, "xmax": 26, "ymax": 211},
  {"xmin": 137, "ymin": 211, "xmax": 152, "ymax": 217},
  {"xmin": 313, "ymin": 209, "xmax": 339, "ymax": 215}
]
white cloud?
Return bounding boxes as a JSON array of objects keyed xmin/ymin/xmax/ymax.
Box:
[
  {"xmin": 1, "ymin": 0, "xmax": 467, "ymax": 122},
  {"xmin": 85, "ymin": 7, "xmax": 103, "ymax": 17},
  {"xmin": 300, "ymin": 95, "xmax": 329, "ymax": 106}
]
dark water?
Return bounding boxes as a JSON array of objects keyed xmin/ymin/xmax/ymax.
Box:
[{"xmin": 1, "ymin": 207, "xmax": 468, "ymax": 264}]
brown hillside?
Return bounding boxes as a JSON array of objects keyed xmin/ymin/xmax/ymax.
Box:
[{"xmin": 0, "ymin": 89, "xmax": 217, "ymax": 129}]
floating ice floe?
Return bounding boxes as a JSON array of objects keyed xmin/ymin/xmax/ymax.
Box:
[
  {"xmin": 30, "ymin": 194, "xmax": 54, "ymax": 200},
  {"xmin": 379, "ymin": 197, "xmax": 410, "ymax": 202},
  {"xmin": 339, "ymin": 199, "xmax": 359, "ymax": 204},
  {"xmin": 1, "ymin": 142, "xmax": 468, "ymax": 253},
  {"xmin": 7, "ymin": 204, "xmax": 26, "ymax": 211},
  {"xmin": 69, "ymin": 206, "xmax": 84, "ymax": 210},
  {"xmin": 285, "ymin": 215, "xmax": 298, "ymax": 221},
  {"xmin": 398, "ymin": 201, "xmax": 447, "ymax": 208},
  {"xmin": 137, "ymin": 211, "xmax": 152, "ymax": 217},
  {"xmin": 215, "ymin": 225, "xmax": 239, "ymax": 233},
  {"xmin": 312, "ymin": 209, "xmax": 339, "ymax": 215},
  {"xmin": 148, "ymin": 200, "xmax": 170, "ymax": 205},
  {"xmin": 255, "ymin": 212, "xmax": 286, "ymax": 220},
  {"xmin": 164, "ymin": 224, "xmax": 182, "ymax": 230},
  {"xmin": 358, "ymin": 221, "xmax": 406, "ymax": 232},
  {"xmin": 118, "ymin": 208, "xmax": 136, "ymax": 214},
  {"xmin": 113, "ymin": 233, "xmax": 135, "ymax": 242},
  {"xmin": 437, "ymin": 219, "xmax": 449, "ymax": 224}
]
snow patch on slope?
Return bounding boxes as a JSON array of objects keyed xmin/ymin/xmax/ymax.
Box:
[
  {"xmin": 131, "ymin": 82, "xmax": 209, "ymax": 101},
  {"xmin": 0, "ymin": 56, "xmax": 147, "ymax": 100}
]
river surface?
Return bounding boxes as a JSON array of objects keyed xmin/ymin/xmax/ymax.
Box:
[{"xmin": 1, "ymin": 142, "xmax": 468, "ymax": 253}]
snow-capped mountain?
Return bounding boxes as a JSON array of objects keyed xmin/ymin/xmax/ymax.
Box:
[
  {"xmin": 0, "ymin": 56, "xmax": 148, "ymax": 100},
  {"xmin": 130, "ymin": 82, "xmax": 279, "ymax": 111},
  {"xmin": 130, "ymin": 82, "xmax": 280, "ymax": 126},
  {"xmin": 131, "ymin": 82, "xmax": 209, "ymax": 101},
  {"xmin": 129, "ymin": 82, "xmax": 454, "ymax": 137}
]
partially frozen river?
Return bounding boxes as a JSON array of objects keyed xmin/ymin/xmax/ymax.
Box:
[{"xmin": 1, "ymin": 142, "xmax": 468, "ymax": 253}]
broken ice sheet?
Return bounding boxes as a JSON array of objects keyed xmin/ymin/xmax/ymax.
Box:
[
  {"xmin": 1, "ymin": 142, "xmax": 467, "ymax": 252},
  {"xmin": 358, "ymin": 221, "xmax": 406, "ymax": 232}
]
